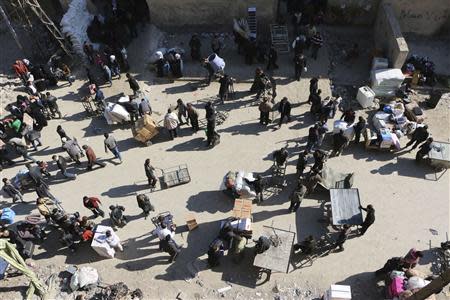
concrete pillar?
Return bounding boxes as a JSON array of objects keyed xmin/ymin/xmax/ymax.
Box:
[{"xmin": 374, "ymin": 1, "xmax": 409, "ymax": 69}]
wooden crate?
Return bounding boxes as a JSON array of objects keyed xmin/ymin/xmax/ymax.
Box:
[
  {"xmin": 186, "ymin": 214, "xmax": 198, "ymax": 231},
  {"xmin": 232, "ymin": 198, "xmax": 252, "ymax": 219}
]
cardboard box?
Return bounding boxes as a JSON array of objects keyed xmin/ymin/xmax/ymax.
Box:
[
  {"xmin": 232, "ymin": 198, "xmax": 252, "ymax": 219},
  {"xmin": 324, "ymin": 285, "xmax": 351, "ymax": 300},
  {"xmin": 186, "ymin": 214, "xmax": 199, "ymax": 231}
]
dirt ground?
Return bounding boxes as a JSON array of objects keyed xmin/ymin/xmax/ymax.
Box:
[{"xmin": 0, "ymin": 24, "xmax": 449, "ymax": 300}]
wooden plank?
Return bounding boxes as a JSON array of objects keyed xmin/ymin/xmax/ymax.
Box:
[{"xmin": 330, "ymin": 188, "xmax": 363, "ymax": 226}]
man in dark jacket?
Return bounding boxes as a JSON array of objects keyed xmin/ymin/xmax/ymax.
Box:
[
  {"xmin": 310, "ymin": 32, "xmax": 323, "ymax": 60},
  {"xmin": 205, "ymin": 101, "xmax": 219, "ymax": 147},
  {"xmin": 189, "ymin": 34, "xmax": 202, "ymax": 61},
  {"xmin": 218, "ymin": 75, "xmax": 231, "ymax": 104},
  {"xmin": 308, "ymin": 89, "xmax": 322, "ymax": 115},
  {"xmin": 293, "ymin": 53, "xmax": 307, "ymax": 81},
  {"xmin": 415, "ymin": 137, "xmax": 433, "ymax": 163},
  {"xmin": 266, "ymin": 46, "xmax": 279, "ymax": 70},
  {"xmin": 160, "ymin": 234, "xmax": 181, "ymax": 263},
  {"xmin": 296, "ymin": 151, "xmax": 308, "ymax": 178},
  {"xmin": 359, "ymin": 204, "xmax": 375, "ymax": 235},
  {"xmin": 353, "ymin": 116, "xmax": 366, "ymax": 144},
  {"xmin": 136, "ymin": 194, "xmax": 154, "ymax": 219},
  {"xmin": 405, "ymin": 125, "xmax": 429, "ymax": 151},
  {"xmin": 186, "ymin": 103, "xmax": 199, "ymax": 132},
  {"xmin": 306, "ymin": 124, "xmax": 319, "ymax": 152},
  {"xmin": 245, "ymin": 175, "xmax": 265, "ymax": 204},
  {"xmin": 82, "ymin": 145, "xmax": 106, "ymax": 171},
  {"xmin": 288, "ymin": 182, "xmax": 307, "ymax": 212},
  {"xmin": 278, "ymin": 97, "xmax": 292, "ymax": 127},
  {"xmin": 331, "ymin": 130, "xmax": 348, "ymax": 157},
  {"xmin": 259, "ymin": 97, "xmax": 272, "ymax": 126},
  {"xmin": 126, "ymin": 73, "xmax": 140, "ymax": 96},
  {"xmin": 144, "ymin": 158, "xmax": 158, "ymax": 187},
  {"xmin": 52, "ymin": 155, "xmax": 76, "ymax": 179}
]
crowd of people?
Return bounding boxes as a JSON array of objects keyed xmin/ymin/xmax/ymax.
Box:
[{"xmin": 0, "ymin": 1, "xmax": 442, "ymax": 298}]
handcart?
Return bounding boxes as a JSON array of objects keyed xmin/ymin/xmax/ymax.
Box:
[
  {"xmin": 198, "ymin": 111, "xmax": 229, "ymax": 128},
  {"xmin": 253, "ymin": 225, "xmax": 296, "ymax": 283},
  {"xmin": 269, "ymin": 161, "xmax": 287, "ymax": 188},
  {"xmin": 325, "ymin": 188, "xmax": 363, "ymax": 231},
  {"xmin": 159, "ymin": 164, "xmax": 191, "ymax": 189},
  {"xmin": 81, "ymin": 95, "xmax": 104, "ymax": 117}
]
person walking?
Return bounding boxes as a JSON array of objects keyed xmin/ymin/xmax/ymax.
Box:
[
  {"xmin": 333, "ymin": 224, "xmax": 351, "ymax": 252},
  {"xmin": 205, "ymin": 101, "xmax": 218, "ymax": 147},
  {"xmin": 139, "ymin": 98, "xmax": 152, "ymax": 116},
  {"xmin": 296, "ymin": 151, "xmax": 308, "ymax": 178},
  {"xmin": 189, "ymin": 34, "xmax": 202, "ymax": 61},
  {"xmin": 309, "ymin": 77, "xmax": 318, "ymax": 96},
  {"xmin": 83, "ymin": 196, "xmax": 105, "ymax": 218},
  {"xmin": 353, "ymin": 116, "xmax": 366, "ymax": 144},
  {"xmin": 186, "ymin": 103, "xmax": 199, "ymax": 132},
  {"xmin": 2, "ymin": 178, "xmax": 24, "ymax": 203},
  {"xmin": 310, "ymin": 32, "xmax": 323, "ymax": 60},
  {"xmin": 308, "ymin": 89, "xmax": 322, "ymax": 116},
  {"xmin": 52, "ymin": 155, "xmax": 76, "ymax": 179},
  {"xmin": 160, "ymin": 234, "xmax": 181, "ymax": 263},
  {"xmin": 136, "ymin": 194, "xmax": 154, "ymax": 219},
  {"xmin": 359, "ymin": 204, "xmax": 375, "ymax": 235},
  {"xmin": 218, "ymin": 74, "xmax": 231, "ymax": 104},
  {"xmin": 415, "ymin": 137, "xmax": 433, "ymax": 163},
  {"xmin": 8, "ymin": 138, "xmax": 37, "ymax": 163},
  {"xmin": 266, "ymin": 45, "xmax": 279, "ymax": 70},
  {"xmin": 330, "ymin": 130, "xmax": 349, "ymax": 157},
  {"xmin": 288, "ymin": 182, "xmax": 307, "ymax": 212},
  {"xmin": 109, "ymin": 55, "xmax": 121, "ymax": 79},
  {"xmin": 175, "ymin": 99, "xmax": 189, "ymax": 125},
  {"xmin": 82, "ymin": 145, "xmax": 106, "ymax": 171},
  {"xmin": 259, "ymin": 97, "xmax": 272, "ymax": 126},
  {"xmin": 164, "ymin": 109, "xmax": 179, "ymax": 140},
  {"xmin": 104, "ymin": 133, "xmax": 122, "ymax": 163},
  {"xmin": 405, "ymin": 125, "xmax": 429, "ymax": 151},
  {"xmin": 144, "ymin": 159, "xmax": 158, "ymax": 188},
  {"xmin": 293, "ymin": 53, "xmax": 307, "ymax": 81},
  {"xmin": 126, "ymin": 73, "xmax": 140, "ymax": 96},
  {"xmin": 245, "ymin": 175, "xmax": 265, "ymax": 204},
  {"xmin": 306, "ymin": 124, "xmax": 319, "ymax": 152},
  {"xmin": 102, "ymin": 64, "xmax": 112, "ymax": 86},
  {"xmin": 278, "ymin": 97, "xmax": 292, "ymax": 127}
]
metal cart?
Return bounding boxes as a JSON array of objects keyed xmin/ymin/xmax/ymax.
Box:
[
  {"xmin": 253, "ymin": 225, "xmax": 296, "ymax": 284},
  {"xmin": 159, "ymin": 164, "xmax": 191, "ymax": 189},
  {"xmin": 81, "ymin": 96, "xmax": 104, "ymax": 117},
  {"xmin": 198, "ymin": 111, "xmax": 229, "ymax": 128}
]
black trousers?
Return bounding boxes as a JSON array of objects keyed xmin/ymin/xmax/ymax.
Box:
[
  {"xmin": 190, "ymin": 117, "xmax": 199, "ymax": 131},
  {"xmin": 260, "ymin": 111, "xmax": 270, "ymax": 125},
  {"xmin": 289, "ymin": 201, "xmax": 300, "ymax": 212},
  {"xmin": 294, "ymin": 65, "xmax": 303, "ymax": 80},
  {"xmin": 278, "ymin": 113, "xmax": 291, "ymax": 126}
]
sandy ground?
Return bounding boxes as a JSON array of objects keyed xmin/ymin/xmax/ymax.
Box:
[{"xmin": 0, "ymin": 24, "xmax": 449, "ymax": 299}]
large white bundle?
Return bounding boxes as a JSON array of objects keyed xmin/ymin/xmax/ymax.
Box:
[
  {"xmin": 60, "ymin": 0, "xmax": 94, "ymax": 57},
  {"xmin": 208, "ymin": 54, "xmax": 225, "ymax": 72},
  {"xmin": 371, "ymin": 68, "xmax": 405, "ymax": 87},
  {"xmin": 104, "ymin": 102, "xmax": 130, "ymax": 124}
]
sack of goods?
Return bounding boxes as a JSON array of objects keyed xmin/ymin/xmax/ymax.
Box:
[
  {"xmin": 371, "ymin": 68, "xmax": 405, "ymax": 97},
  {"xmin": 208, "ymin": 54, "xmax": 225, "ymax": 73},
  {"xmin": 104, "ymin": 102, "xmax": 130, "ymax": 125},
  {"xmin": 133, "ymin": 115, "xmax": 159, "ymax": 143}
]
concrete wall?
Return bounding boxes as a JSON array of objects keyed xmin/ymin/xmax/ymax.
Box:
[
  {"xmin": 387, "ymin": 0, "xmax": 450, "ymax": 36},
  {"xmin": 327, "ymin": 0, "xmax": 450, "ymax": 35},
  {"xmin": 374, "ymin": 2, "xmax": 409, "ymax": 68},
  {"xmin": 145, "ymin": 0, "xmax": 277, "ymax": 30}
]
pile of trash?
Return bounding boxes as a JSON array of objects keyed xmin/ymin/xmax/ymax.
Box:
[
  {"xmin": 60, "ymin": 0, "xmax": 94, "ymax": 57},
  {"xmin": 402, "ymin": 55, "xmax": 436, "ymax": 86}
]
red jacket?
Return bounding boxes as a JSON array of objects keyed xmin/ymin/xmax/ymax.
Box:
[
  {"xmin": 13, "ymin": 60, "xmax": 28, "ymax": 77},
  {"xmin": 83, "ymin": 197, "xmax": 101, "ymax": 208}
]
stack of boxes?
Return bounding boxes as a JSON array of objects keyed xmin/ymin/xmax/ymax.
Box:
[{"xmin": 132, "ymin": 115, "xmax": 159, "ymax": 143}]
